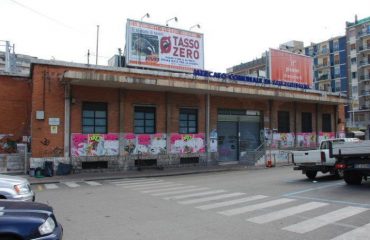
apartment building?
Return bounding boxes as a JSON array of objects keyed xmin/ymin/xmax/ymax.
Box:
[{"xmin": 346, "ymin": 16, "xmax": 370, "ymax": 131}]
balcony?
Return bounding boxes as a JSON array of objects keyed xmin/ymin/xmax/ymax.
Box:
[
  {"xmin": 315, "ymin": 63, "xmax": 330, "ymax": 70},
  {"xmin": 358, "ymin": 45, "xmax": 370, "ymax": 53},
  {"xmin": 359, "ymin": 75, "xmax": 370, "ymax": 82},
  {"xmin": 360, "ymin": 90, "xmax": 370, "ymax": 96},
  {"xmin": 358, "ymin": 30, "xmax": 370, "ymax": 39},
  {"xmin": 318, "ymin": 74, "xmax": 331, "ymax": 81},
  {"xmin": 359, "ymin": 60, "xmax": 370, "ymax": 68}
]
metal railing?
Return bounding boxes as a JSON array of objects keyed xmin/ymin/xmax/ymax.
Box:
[{"xmin": 239, "ymin": 142, "xmax": 266, "ymax": 166}]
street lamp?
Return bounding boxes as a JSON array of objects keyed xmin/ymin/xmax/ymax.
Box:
[
  {"xmin": 189, "ymin": 24, "xmax": 200, "ymax": 31},
  {"xmin": 166, "ymin": 17, "xmax": 178, "ymax": 26}
]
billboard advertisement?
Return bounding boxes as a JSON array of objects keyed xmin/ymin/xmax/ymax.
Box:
[
  {"xmin": 269, "ymin": 48, "xmax": 313, "ymax": 88},
  {"xmin": 125, "ymin": 19, "xmax": 204, "ymax": 73}
]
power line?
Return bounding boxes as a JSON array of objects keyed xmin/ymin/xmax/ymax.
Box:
[{"xmin": 9, "ymin": 0, "xmax": 75, "ymax": 30}]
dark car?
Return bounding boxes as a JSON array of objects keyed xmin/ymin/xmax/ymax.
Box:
[{"xmin": 0, "ymin": 200, "xmax": 63, "ymax": 240}]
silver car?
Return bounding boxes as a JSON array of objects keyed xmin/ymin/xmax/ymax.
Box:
[{"xmin": 0, "ymin": 174, "xmax": 35, "ymax": 201}]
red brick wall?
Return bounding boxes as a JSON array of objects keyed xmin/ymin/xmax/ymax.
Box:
[{"xmin": 0, "ymin": 75, "xmax": 31, "ymax": 141}]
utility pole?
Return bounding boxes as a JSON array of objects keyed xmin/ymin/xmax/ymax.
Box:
[
  {"xmin": 96, "ymin": 25, "xmax": 99, "ymax": 65},
  {"xmin": 87, "ymin": 49, "xmax": 90, "ymax": 65}
]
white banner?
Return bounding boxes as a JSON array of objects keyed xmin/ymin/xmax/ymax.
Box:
[{"xmin": 126, "ymin": 19, "xmax": 204, "ymax": 73}]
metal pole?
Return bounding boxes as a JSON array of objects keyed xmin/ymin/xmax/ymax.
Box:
[
  {"xmin": 96, "ymin": 25, "xmax": 99, "ymax": 65},
  {"xmin": 87, "ymin": 49, "xmax": 90, "ymax": 65}
]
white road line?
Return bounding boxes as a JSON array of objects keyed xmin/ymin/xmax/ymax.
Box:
[
  {"xmin": 85, "ymin": 181, "xmax": 102, "ymax": 186},
  {"xmin": 0, "ymin": 207, "xmax": 4, "ymax": 216},
  {"xmin": 151, "ymin": 187, "xmax": 210, "ymax": 196},
  {"xmin": 163, "ymin": 190, "xmax": 227, "ymax": 200},
  {"xmin": 196, "ymin": 195, "xmax": 268, "ymax": 210},
  {"xmin": 109, "ymin": 178, "xmax": 156, "ymax": 184},
  {"xmin": 44, "ymin": 184, "xmax": 59, "ymax": 189},
  {"xmin": 134, "ymin": 183, "xmax": 184, "ymax": 190},
  {"xmin": 123, "ymin": 181, "xmax": 173, "ymax": 188},
  {"xmin": 330, "ymin": 222, "xmax": 370, "ymax": 240},
  {"xmin": 283, "ymin": 206, "xmax": 368, "ymax": 234},
  {"xmin": 64, "ymin": 182, "xmax": 80, "ymax": 188},
  {"xmin": 219, "ymin": 198, "xmax": 296, "ymax": 216},
  {"xmin": 247, "ymin": 201, "xmax": 328, "ymax": 224},
  {"xmin": 178, "ymin": 192, "xmax": 246, "ymax": 205},
  {"xmin": 115, "ymin": 180, "xmax": 163, "ymax": 186},
  {"xmin": 141, "ymin": 186, "xmax": 198, "ymax": 194}
]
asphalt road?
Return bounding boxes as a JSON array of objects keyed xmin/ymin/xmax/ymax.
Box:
[{"xmin": 33, "ymin": 166, "xmax": 370, "ymax": 240}]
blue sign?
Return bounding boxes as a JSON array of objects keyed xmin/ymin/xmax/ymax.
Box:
[{"xmin": 193, "ymin": 69, "xmax": 310, "ymax": 90}]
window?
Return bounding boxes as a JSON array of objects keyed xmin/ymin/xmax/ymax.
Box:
[
  {"xmin": 350, "ymin": 43, "xmax": 356, "ymax": 51},
  {"xmin": 322, "ymin": 114, "xmax": 332, "ymax": 132},
  {"xmin": 333, "ymin": 40, "xmax": 339, "ymax": 51},
  {"xmin": 334, "ymin": 66, "xmax": 340, "ymax": 78},
  {"xmin": 352, "ymin": 72, "xmax": 357, "ymax": 79},
  {"xmin": 82, "ymin": 102, "xmax": 107, "ymax": 134},
  {"xmin": 134, "ymin": 106, "xmax": 156, "ymax": 134},
  {"xmin": 278, "ymin": 111, "xmax": 290, "ymax": 133},
  {"xmin": 334, "ymin": 54, "xmax": 339, "ymax": 65},
  {"xmin": 179, "ymin": 108, "xmax": 198, "ymax": 134},
  {"xmin": 351, "ymin": 57, "xmax": 357, "ymax": 65},
  {"xmin": 301, "ymin": 112, "xmax": 312, "ymax": 133}
]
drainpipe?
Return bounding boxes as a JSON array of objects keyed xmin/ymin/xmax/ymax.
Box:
[
  {"xmin": 206, "ymin": 93, "xmax": 210, "ymax": 163},
  {"xmin": 64, "ymin": 83, "xmax": 71, "ymax": 160},
  {"xmin": 316, "ymin": 103, "xmax": 319, "ymax": 147},
  {"xmin": 334, "ymin": 105, "xmax": 338, "ymax": 137}
]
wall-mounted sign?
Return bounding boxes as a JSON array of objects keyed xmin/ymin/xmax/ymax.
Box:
[
  {"xmin": 50, "ymin": 126, "xmax": 58, "ymax": 134},
  {"xmin": 48, "ymin": 118, "xmax": 60, "ymax": 126}
]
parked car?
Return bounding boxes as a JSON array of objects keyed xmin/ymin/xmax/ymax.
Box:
[
  {"xmin": 0, "ymin": 200, "xmax": 63, "ymax": 240},
  {"xmin": 0, "ymin": 174, "xmax": 35, "ymax": 201}
]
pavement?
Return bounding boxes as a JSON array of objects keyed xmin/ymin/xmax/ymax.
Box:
[{"xmin": 18, "ymin": 163, "xmax": 283, "ymax": 185}]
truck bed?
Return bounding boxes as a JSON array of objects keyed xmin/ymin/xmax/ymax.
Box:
[{"xmin": 330, "ymin": 140, "xmax": 370, "ymax": 158}]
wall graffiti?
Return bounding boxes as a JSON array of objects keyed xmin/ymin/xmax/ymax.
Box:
[
  {"xmin": 170, "ymin": 133, "xmax": 205, "ymax": 154},
  {"xmin": 318, "ymin": 132, "xmax": 335, "ymax": 143},
  {"xmin": 71, "ymin": 133, "xmax": 119, "ymax": 157},
  {"xmin": 296, "ymin": 133, "xmax": 316, "ymax": 148},
  {"xmin": 123, "ymin": 133, "xmax": 166, "ymax": 156}
]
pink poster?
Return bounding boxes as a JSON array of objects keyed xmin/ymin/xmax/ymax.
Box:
[
  {"xmin": 123, "ymin": 133, "xmax": 167, "ymax": 155},
  {"xmin": 170, "ymin": 133, "xmax": 205, "ymax": 154},
  {"xmin": 318, "ymin": 132, "xmax": 335, "ymax": 143},
  {"xmin": 296, "ymin": 133, "xmax": 317, "ymax": 148},
  {"xmin": 71, "ymin": 133, "xmax": 119, "ymax": 157}
]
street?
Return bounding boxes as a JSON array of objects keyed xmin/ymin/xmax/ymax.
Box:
[{"xmin": 32, "ymin": 167, "xmax": 370, "ymax": 240}]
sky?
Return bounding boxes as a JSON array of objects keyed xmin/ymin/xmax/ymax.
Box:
[{"xmin": 1, "ymin": 0, "xmax": 370, "ymax": 72}]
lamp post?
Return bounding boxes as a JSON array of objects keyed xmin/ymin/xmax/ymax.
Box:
[
  {"xmin": 189, "ymin": 24, "xmax": 200, "ymax": 31},
  {"xmin": 166, "ymin": 17, "xmax": 178, "ymax": 26},
  {"xmin": 138, "ymin": 13, "xmax": 150, "ymax": 65}
]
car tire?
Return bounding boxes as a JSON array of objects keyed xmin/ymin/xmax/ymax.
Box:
[
  {"xmin": 0, "ymin": 235, "xmax": 21, "ymax": 240},
  {"xmin": 334, "ymin": 169, "xmax": 344, "ymax": 179},
  {"xmin": 305, "ymin": 171, "xmax": 317, "ymax": 180},
  {"xmin": 344, "ymin": 171, "xmax": 362, "ymax": 185},
  {"xmin": 0, "ymin": 195, "xmax": 6, "ymax": 199}
]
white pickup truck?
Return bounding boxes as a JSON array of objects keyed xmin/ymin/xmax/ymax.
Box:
[
  {"xmin": 292, "ymin": 138, "xmax": 359, "ymax": 179},
  {"xmin": 329, "ymin": 140, "xmax": 370, "ymax": 185}
]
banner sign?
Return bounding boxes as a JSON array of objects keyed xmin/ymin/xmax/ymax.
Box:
[
  {"xmin": 170, "ymin": 133, "xmax": 205, "ymax": 154},
  {"xmin": 193, "ymin": 69, "xmax": 310, "ymax": 90},
  {"xmin": 269, "ymin": 48, "xmax": 313, "ymax": 87},
  {"xmin": 123, "ymin": 133, "xmax": 167, "ymax": 155},
  {"xmin": 296, "ymin": 133, "xmax": 317, "ymax": 148},
  {"xmin": 318, "ymin": 132, "xmax": 335, "ymax": 143},
  {"xmin": 71, "ymin": 133, "xmax": 119, "ymax": 157},
  {"xmin": 126, "ymin": 19, "xmax": 204, "ymax": 73}
]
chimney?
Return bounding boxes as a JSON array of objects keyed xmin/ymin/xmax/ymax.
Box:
[{"xmin": 355, "ymin": 14, "xmax": 358, "ymax": 24}]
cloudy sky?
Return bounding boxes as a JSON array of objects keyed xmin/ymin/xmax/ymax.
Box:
[{"xmin": 1, "ymin": 0, "xmax": 369, "ymax": 72}]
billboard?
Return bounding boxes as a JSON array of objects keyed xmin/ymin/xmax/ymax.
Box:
[
  {"xmin": 125, "ymin": 19, "xmax": 204, "ymax": 73},
  {"xmin": 269, "ymin": 48, "xmax": 313, "ymax": 87}
]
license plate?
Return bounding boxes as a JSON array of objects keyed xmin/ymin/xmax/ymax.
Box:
[{"xmin": 354, "ymin": 164, "xmax": 370, "ymax": 169}]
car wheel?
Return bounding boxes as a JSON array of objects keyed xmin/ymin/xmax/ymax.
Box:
[
  {"xmin": 305, "ymin": 171, "xmax": 317, "ymax": 180},
  {"xmin": 0, "ymin": 235, "xmax": 21, "ymax": 240},
  {"xmin": 334, "ymin": 169, "xmax": 344, "ymax": 179},
  {"xmin": 344, "ymin": 171, "xmax": 362, "ymax": 185},
  {"xmin": 0, "ymin": 195, "xmax": 6, "ymax": 199}
]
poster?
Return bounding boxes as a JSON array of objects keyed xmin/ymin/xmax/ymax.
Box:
[
  {"xmin": 71, "ymin": 133, "xmax": 119, "ymax": 157},
  {"xmin": 170, "ymin": 133, "xmax": 205, "ymax": 154},
  {"xmin": 123, "ymin": 133, "xmax": 167, "ymax": 155},
  {"xmin": 126, "ymin": 19, "xmax": 204, "ymax": 73},
  {"xmin": 271, "ymin": 133, "xmax": 295, "ymax": 148},
  {"xmin": 318, "ymin": 132, "xmax": 335, "ymax": 143},
  {"xmin": 296, "ymin": 133, "xmax": 316, "ymax": 148}
]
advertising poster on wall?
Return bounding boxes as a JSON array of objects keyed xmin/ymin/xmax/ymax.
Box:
[
  {"xmin": 126, "ymin": 19, "xmax": 204, "ymax": 73},
  {"xmin": 170, "ymin": 133, "xmax": 205, "ymax": 154},
  {"xmin": 318, "ymin": 132, "xmax": 335, "ymax": 143},
  {"xmin": 296, "ymin": 133, "xmax": 316, "ymax": 148},
  {"xmin": 269, "ymin": 48, "xmax": 313, "ymax": 88},
  {"xmin": 71, "ymin": 133, "xmax": 119, "ymax": 157},
  {"xmin": 123, "ymin": 133, "xmax": 167, "ymax": 156},
  {"xmin": 271, "ymin": 133, "xmax": 295, "ymax": 148}
]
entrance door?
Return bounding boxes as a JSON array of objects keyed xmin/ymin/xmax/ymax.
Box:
[{"xmin": 217, "ymin": 122, "xmax": 238, "ymax": 161}]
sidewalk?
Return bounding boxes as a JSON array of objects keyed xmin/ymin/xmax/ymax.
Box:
[{"xmin": 21, "ymin": 164, "xmax": 271, "ymax": 185}]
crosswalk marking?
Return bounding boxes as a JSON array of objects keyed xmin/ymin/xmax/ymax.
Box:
[
  {"xmin": 163, "ymin": 190, "xmax": 227, "ymax": 200},
  {"xmin": 63, "ymin": 182, "xmax": 80, "ymax": 188},
  {"xmin": 247, "ymin": 201, "xmax": 328, "ymax": 224},
  {"xmin": 178, "ymin": 192, "xmax": 246, "ymax": 205},
  {"xmin": 44, "ymin": 183, "xmax": 59, "ymax": 190},
  {"xmin": 109, "ymin": 178, "xmax": 156, "ymax": 184},
  {"xmin": 219, "ymin": 198, "xmax": 296, "ymax": 216},
  {"xmin": 330, "ymin": 222, "xmax": 370, "ymax": 240},
  {"xmin": 85, "ymin": 181, "xmax": 102, "ymax": 186},
  {"xmin": 196, "ymin": 195, "xmax": 268, "ymax": 210},
  {"xmin": 283, "ymin": 206, "xmax": 368, "ymax": 234},
  {"xmin": 141, "ymin": 186, "xmax": 198, "ymax": 194},
  {"xmin": 151, "ymin": 187, "xmax": 210, "ymax": 196},
  {"xmin": 123, "ymin": 181, "xmax": 173, "ymax": 188},
  {"xmin": 115, "ymin": 180, "xmax": 163, "ymax": 186},
  {"xmin": 134, "ymin": 183, "xmax": 184, "ymax": 190}
]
